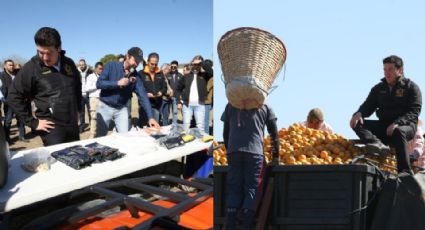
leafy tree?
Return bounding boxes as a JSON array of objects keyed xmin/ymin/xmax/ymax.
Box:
[{"xmin": 100, "ymin": 54, "xmax": 120, "ymax": 65}]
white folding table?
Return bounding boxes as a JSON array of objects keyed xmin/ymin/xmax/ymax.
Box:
[{"xmin": 0, "ymin": 131, "xmax": 210, "ymax": 212}]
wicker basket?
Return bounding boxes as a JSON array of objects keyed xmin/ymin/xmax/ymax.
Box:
[{"xmin": 218, "ymin": 27, "xmax": 287, "ymax": 109}]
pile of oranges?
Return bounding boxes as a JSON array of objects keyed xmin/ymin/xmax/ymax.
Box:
[
  {"xmin": 212, "ymin": 140, "xmax": 228, "ymax": 166},
  {"xmin": 213, "ymin": 123, "xmax": 397, "ymax": 173}
]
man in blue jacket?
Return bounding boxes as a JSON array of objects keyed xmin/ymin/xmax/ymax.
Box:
[{"xmin": 96, "ymin": 47, "xmax": 159, "ymax": 137}]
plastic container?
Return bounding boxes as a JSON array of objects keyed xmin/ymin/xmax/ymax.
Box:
[{"xmin": 21, "ymin": 148, "xmax": 55, "ymax": 173}]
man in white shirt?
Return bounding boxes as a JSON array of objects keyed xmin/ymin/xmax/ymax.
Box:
[
  {"xmin": 300, "ymin": 108, "xmax": 333, "ymax": 133},
  {"xmin": 176, "ymin": 55, "xmax": 213, "ymax": 133},
  {"xmin": 85, "ymin": 62, "xmax": 103, "ymax": 138},
  {"xmin": 78, "ymin": 59, "xmax": 93, "ymax": 133}
]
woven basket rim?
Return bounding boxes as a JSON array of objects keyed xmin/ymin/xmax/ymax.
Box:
[{"xmin": 217, "ymin": 27, "xmax": 287, "ymax": 64}]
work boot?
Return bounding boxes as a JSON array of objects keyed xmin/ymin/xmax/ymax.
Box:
[{"xmin": 365, "ymin": 141, "xmax": 390, "ymax": 157}]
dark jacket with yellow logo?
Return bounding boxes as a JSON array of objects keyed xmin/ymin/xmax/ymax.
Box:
[
  {"xmin": 7, "ymin": 51, "xmax": 82, "ymax": 130},
  {"xmin": 138, "ymin": 66, "xmax": 167, "ymax": 109},
  {"xmin": 356, "ymin": 76, "xmax": 422, "ymax": 126}
]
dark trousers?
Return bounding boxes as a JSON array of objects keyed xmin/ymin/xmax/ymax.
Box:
[
  {"xmin": 353, "ymin": 120, "xmax": 415, "ymax": 172},
  {"xmin": 3, "ymin": 104, "xmax": 25, "ymax": 141},
  {"xmin": 39, "ymin": 125, "xmax": 79, "ymax": 146},
  {"xmin": 138, "ymin": 107, "xmax": 160, "ymax": 128},
  {"xmin": 79, "ymin": 95, "xmax": 91, "ymax": 127},
  {"xmin": 160, "ymin": 99, "xmax": 172, "ymax": 126},
  {"xmin": 226, "ymin": 152, "xmax": 264, "ymax": 211}
]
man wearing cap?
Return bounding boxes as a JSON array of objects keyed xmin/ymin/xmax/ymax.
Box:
[
  {"xmin": 8, "ymin": 27, "xmax": 82, "ymax": 146},
  {"xmin": 350, "ymin": 55, "xmax": 422, "ymax": 174},
  {"xmin": 300, "ymin": 108, "xmax": 333, "ymax": 133},
  {"xmin": 96, "ymin": 47, "xmax": 159, "ymax": 137}
]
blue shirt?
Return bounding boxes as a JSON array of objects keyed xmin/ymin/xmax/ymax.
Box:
[{"xmin": 97, "ymin": 61, "xmax": 153, "ymax": 119}]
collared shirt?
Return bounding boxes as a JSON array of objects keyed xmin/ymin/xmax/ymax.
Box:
[
  {"xmin": 97, "ymin": 61, "xmax": 153, "ymax": 118},
  {"xmin": 189, "ymin": 73, "xmax": 199, "ymax": 106},
  {"xmin": 86, "ymin": 72, "xmax": 101, "ymax": 98}
]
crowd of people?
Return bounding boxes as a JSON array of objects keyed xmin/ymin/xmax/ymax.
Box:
[{"xmin": 0, "ymin": 27, "xmax": 214, "ymax": 147}]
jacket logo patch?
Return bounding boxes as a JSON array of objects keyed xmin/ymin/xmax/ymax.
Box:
[
  {"xmin": 395, "ymin": 89, "xmax": 404, "ymax": 97},
  {"xmin": 41, "ymin": 67, "xmax": 52, "ymax": 75},
  {"xmin": 64, "ymin": 64, "xmax": 73, "ymax": 76}
]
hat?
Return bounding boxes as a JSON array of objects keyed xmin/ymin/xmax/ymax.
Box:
[
  {"xmin": 307, "ymin": 108, "xmax": 324, "ymax": 122},
  {"xmin": 171, "ymin": 60, "xmax": 178, "ymax": 65},
  {"xmin": 127, "ymin": 47, "xmax": 143, "ymax": 63}
]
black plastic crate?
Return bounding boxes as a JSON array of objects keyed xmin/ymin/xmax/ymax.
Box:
[
  {"xmin": 272, "ymin": 165, "xmax": 378, "ymax": 230},
  {"xmin": 214, "ymin": 164, "xmax": 379, "ymax": 230}
]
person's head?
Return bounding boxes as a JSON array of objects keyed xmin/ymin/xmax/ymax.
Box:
[
  {"xmin": 161, "ymin": 63, "xmax": 170, "ymax": 76},
  {"xmin": 183, "ymin": 64, "xmax": 191, "ymax": 75},
  {"xmin": 383, "ymin": 55, "xmax": 403, "ymax": 86},
  {"xmin": 191, "ymin": 55, "xmax": 203, "ymax": 73},
  {"xmin": 147, "ymin": 52, "xmax": 159, "ymax": 73},
  {"xmin": 118, "ymin": 54, "xmax": 125, "ymax": 62},
  {"xmin": 126, "ymin": 47, "xmax": 143, "ymax": 69},
  {"xmin": 306, "ymin": 108, "xmax": 324, "ymax": 130},
  {"xmin": 204, "ymin": 59, "xmax": 213, "ymax": 68},
  {"xmin": 3, "ymin": 59, "xmax": 14, "ymax": 74},
  {"xmin": 94, "ymin": 62, "xmax": 103, "ymax": 75},
  {"xmin": 34, "ymin": 27, "xmax": 62, "ymax": 67},
  {"xmin": 14, "ymin": 63, "xmax": 22, "ymax": 75},
  {"xmin": 79, "ymin": 59, "xmax": 87, "ymax": 71},
  {"xmin": 170, "ymin": 60, "xmax": 178, "ymax": 73}
]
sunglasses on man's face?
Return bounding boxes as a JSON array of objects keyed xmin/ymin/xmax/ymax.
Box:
[
  {"xmin": 171, "ymin": 65, "xmax": 177, "ymax": 68},
  {"xmin": 149, "ymin": 63, "xmax": 158, "ymax": 67}
]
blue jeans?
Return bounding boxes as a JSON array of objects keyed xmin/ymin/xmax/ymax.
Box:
[
  {"xmin": 4, "ymin": 104, "xmax": 25, "ymax": 141},
  {"xmin": 227, "ymin": 152, "xmax": 264, "ymax": 211},
  {"xmin": 160, "ymin": 99, "xmax": 173, "ymax": 126},
  {"xmin": 171, "ymin": 98, "xmax": 178, "ymax": 125},
  {"xmin": 79, "ymin": 95, "xmax": 91, "ymax": 127},
  {"xmin": 204, "ymin": 104, "xmax": 212, "ymax": 134},
  {"xmin": 182, "ymin": 104, "xmax": 205, "ymax": 133},
  {"xmin": 96, "ymin": 101, "xmax": 129, "ymax": 137}
]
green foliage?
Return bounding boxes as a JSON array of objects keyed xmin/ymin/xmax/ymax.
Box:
[{"xmin": 100, "ymin": 54, "xmax": 120, "ymax": 65}]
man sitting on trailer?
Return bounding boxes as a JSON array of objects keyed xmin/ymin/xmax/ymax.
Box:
[{"xmin": 350, "ymin": 55, "xmax": 422, "ymax": 174}]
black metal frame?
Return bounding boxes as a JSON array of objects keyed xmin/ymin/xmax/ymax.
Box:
[{"xmin": 24, "ymin": 175, "xmax": 213, "ymax": 230}]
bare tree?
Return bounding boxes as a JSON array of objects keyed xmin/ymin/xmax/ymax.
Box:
[{"xmin": 0, "ymin": 54, "xmax": 28, "ymax": 66}]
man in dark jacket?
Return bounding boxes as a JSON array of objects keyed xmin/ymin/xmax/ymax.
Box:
[
  {"xmin": 1, "ymin": 59, "xmax": 27, "ymax": 143},
  {"xmin": 138, "ymin": 52, "xmax": 167, "ymax": 127},
  {"xmin": 176, "ymin": 55, "xmax": 213, "ymax": 133},
  {"xmin": 350, "ymin": 55, "xmax": 422, "ymax": 173},
  {"xmin": 8, "ymin": 27, "xmax": 82, "ymax": 146},
  {"xmin": 166, "ymin": 60, "xmax": 183, "ymax": 125}
]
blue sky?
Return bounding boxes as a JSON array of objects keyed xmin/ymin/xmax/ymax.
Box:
[
  {"xmin": 0, "ymin": 0, "xmax": 212, "ymax": 69},
  {"xmin": 214, "ymin": 0, "xmax": 425, "ymax": 140}
]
